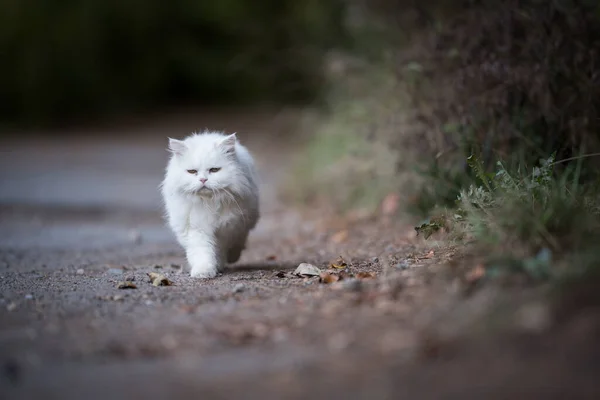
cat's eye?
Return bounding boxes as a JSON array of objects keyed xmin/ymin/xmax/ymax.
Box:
[
  {"xmin": 186, "ymin": 169, "xmax": 198, "ymax": 174},
  {"xmin": 209, "ymin": 167, "xmax": 221, "ymax": 173}
]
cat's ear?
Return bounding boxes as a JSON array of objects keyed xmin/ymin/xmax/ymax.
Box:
[
  {"xmin": 167, "ymin": 138, "xmax": 187, "ymax": 156},
  {"xmin": 220, "ymin": 133, "xmax": 237, "ymax": 154}
]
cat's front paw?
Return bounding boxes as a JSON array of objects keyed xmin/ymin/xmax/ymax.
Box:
[
  {"xmin": 187, "ymin": 249, "xmax": 219, "ymax": 279},
  {"xmin": 190, "ymin": 265, "xmax": 218, "ymax": 279}
]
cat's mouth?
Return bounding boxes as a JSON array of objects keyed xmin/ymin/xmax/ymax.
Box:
[{"xmin": 195, "ymin": 186, "xmax": 213, "ymax": 195}]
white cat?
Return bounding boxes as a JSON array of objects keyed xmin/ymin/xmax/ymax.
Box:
[{"xmin": 161, "ymin": 131, "xmax": 260, "ymax": 278}]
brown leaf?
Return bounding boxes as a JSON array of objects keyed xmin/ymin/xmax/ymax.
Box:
[
  {"xmin": 319, "ymin": 272, "xmax": 340, "ymax": 284},
  {"xmin": 329, "ymin": 255, "xmax": 348, "ymax": 269},
  {"xmin": 423, "ymin": 250, "xmax": 435, "ymax": 259},
  {"xmin": 266, "ymin": 255, "xmax": 277, "ymax": 261},
  {"xmin": 330, "ymin": 230, "xmax": 348, "ymax": 244},
  {"xmin": 117, "ymin": 281, "xmax": 137, "ymax": 289},
  {"xmin": 147, "ymin": 272, "xmax": 173, "ymax": 287},
  {"xmin": 356, "ymin": 272, "xmax": 376, "ymax": 280},
  {"xmin": 465, "ymin": 264, "xmax": 485, "ymax": 283}
]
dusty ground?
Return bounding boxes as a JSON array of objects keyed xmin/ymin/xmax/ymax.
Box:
[{"xmin": 1, "ymin": 109, "xmax": 599, "ymax": 399}]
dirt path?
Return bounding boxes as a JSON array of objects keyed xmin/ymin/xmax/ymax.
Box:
[{"xmin": 1, "ymin": 109, "xmax": 599, "ymax": 399}]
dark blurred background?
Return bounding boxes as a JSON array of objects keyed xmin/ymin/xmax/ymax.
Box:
[{"xmin": 0, "ymin": 0, "xmax": 347, "ymax": 128}]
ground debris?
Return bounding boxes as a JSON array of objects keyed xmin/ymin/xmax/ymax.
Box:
[
  {"xmin": 294, "ymin": 263, "xmax": 321, "ymax": 277},
  {"xmin": 319, "ymin": 272, "xmax": 339, "ymax": 284},
  {"xmin": 356, "ymin": 272, "xmax": 376, "ymax": 280},
  {"xmin": 329, "ymin": 255, "xmax": 348, "ymax": 270},
  {"xmin": 415, "ymin": 221, "xmax": 442, "ymax": 239},
  {"xmin": 319, "ymin": 270, "xmax": 377, "ymax": 285},
  {"xmin": 117, "ymin": 281, "xmax": 137, "ymax": 289},
  {"xmin": 147, "ymin": 272, "xmax": 173, "ymax": 287}
]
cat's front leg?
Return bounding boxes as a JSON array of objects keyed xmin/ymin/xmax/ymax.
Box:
[{"xmin": 185, "ymin": 231, "xmax": 220, "ymax": 278}]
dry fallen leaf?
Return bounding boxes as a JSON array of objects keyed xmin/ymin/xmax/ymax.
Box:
[
  {"xmin": 424, "ymin": 250, "xmax": 435, "ymax": 259},
  {"xmin": 147, "ymin": 272, "xmax": 173, "ymax": 287},
  {"xmin": 294, "ymin": 263, "xmax": 321, "ymax": 277},
  {"xmin": 329, "ymin": 255, "xmax": 348, "ymax": 269},
  {"xmin": 330, "ymin": 230, "xmax": 348, "ymax": 244},
  {"xmin": 319, "ymin": 272, "xmax": 340, "ymax": 284},
  {"xmin": 266, "ymin": 255, "xmax": 277, "ymax": 261},
  {"xmin": 117, "ymin": 281, "xmax": 137, "ymax": 289},
  {"xmin": 356, "ymin": 272, "xmax": 376, "ymax": 280},
  {"xmin": 465, "ymin": 264, "xmax": 486, "ymax": 283}
]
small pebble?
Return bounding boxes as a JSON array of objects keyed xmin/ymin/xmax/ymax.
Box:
[
  {"xmin": 233, "ymin": 283, "xmax": 246, "ymax": 294},
  {"xmin": 76, "ymin": 269, "xmax": 85, "ymax": 275},
  {"xmin": 371, "ymin": 257, "xmax": 379, "ymax": 263},
  {"xmin": 24, "ymin": 294, "xmax": 33, "ymax": 300},
  {"xmin": 6, "ymin": 302, "xmax": 17, "ymax": 312},
  {"xmin": 125, "ymin": 275, "xmax": 135, "ymax": 282}
]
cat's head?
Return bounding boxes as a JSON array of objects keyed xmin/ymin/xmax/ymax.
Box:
[{"xmin": 166, "ymin": 132, "xmax": 247, "ymax": 197}]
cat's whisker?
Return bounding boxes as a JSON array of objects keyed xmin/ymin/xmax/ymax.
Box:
[{"xmin": 225, "ymin": 190, "xmax": 247, "ymax": 221}]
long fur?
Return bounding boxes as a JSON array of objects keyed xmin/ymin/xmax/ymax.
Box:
[{"xmin": 160, "ymin": 131, "xmax": 260, "ymax": 278}]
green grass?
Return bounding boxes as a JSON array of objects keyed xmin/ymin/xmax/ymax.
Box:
[{"xmin": 420, "ymin": 152, "xmax": 600, "ymax": 282}]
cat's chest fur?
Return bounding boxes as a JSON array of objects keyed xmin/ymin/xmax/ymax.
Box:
[{"xmin": 188, "ymin": 198, "xmax": 246, "ymax": 233}]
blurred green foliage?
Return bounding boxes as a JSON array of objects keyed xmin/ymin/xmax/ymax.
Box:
[{"xmin": 0, "ymin": 0, "xmax": 346, "ymax": 125}]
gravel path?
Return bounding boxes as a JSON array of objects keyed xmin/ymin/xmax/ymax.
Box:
[{"xmin": 1, "ymin": 109, "xmax": 599, "ymax": 399}]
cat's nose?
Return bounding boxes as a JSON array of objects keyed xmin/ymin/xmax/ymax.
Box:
[{"xmin": 199, "ymin": 178, "xmax": 208, "ymax": 184}]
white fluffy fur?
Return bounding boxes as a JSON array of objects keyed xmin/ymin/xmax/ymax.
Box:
[{"xmin": 161, "ymin": 131, "xmax": 260, "ymax": 278}]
